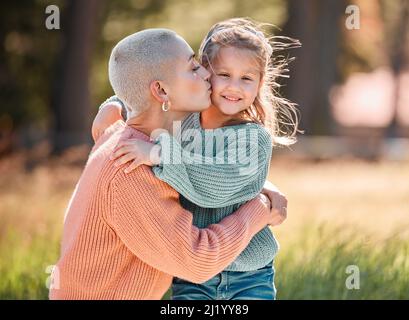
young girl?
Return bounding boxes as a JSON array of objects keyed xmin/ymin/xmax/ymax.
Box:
[{"xmin": 93, "ymin": 18, "xmax": 299, "ymax": 300}]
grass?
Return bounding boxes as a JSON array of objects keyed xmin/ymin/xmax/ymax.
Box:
[
  {"xmin": 275, "ymin": 224, "xmax": 409, "ymax": 299},
  {"xmin": 0, "ymin": 150, "xmax": 408, "ymax": 299}
]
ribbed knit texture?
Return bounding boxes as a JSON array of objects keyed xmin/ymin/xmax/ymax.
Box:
[
  {"xmin": 153, "ymin": 113, "xmax": 279, "ymax": 271},
  {"xmin": 101, "ymin": 96, "xmax": 280, "ymax": 271},
  {"xmin": 49, "ymin": 121, "xmax": 272, "ymax": 300}
]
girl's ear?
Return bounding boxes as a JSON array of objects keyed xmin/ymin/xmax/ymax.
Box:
[{"xmin": 150, "ymin": 81, "xmax": 169, "ymax": 104}]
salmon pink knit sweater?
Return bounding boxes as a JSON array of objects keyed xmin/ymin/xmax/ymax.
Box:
[{"xmin": 49, "ymin": 121, "xmax": 271, "ymax": 300}]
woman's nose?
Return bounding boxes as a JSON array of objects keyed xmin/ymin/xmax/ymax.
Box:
[{"xmin": 198, "ymin": 66, "xmax": 211, "ymax": 81}]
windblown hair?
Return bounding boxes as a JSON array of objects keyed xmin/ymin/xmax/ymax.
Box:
[
  {"xmin": 108, "ymin": 29, "xmax": 180, "ymax": 118},
  {"xmin": 199, "ymin": 18, "xmax": 302, "ymax": 146}
]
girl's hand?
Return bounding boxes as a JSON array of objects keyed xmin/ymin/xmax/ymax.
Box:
[
  {"xmin": 111, "ymin": 139, "xmax": 162, "ymax": 173},
  {"xmin": 92, "ymin": 103, "xmax": 123, "ymax": 142}
]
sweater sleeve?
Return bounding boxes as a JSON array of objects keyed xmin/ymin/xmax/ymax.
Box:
[
  {"xmin": 109, "ymin": 166, "xmax": 270, "ymax": 284},
  {"xmin": 99, "ymin": 95, "xmax": 128, "ymax": 120},
  {"xmin": 152, "ymin": 124, "xmax": 273, "ymax": 208}
]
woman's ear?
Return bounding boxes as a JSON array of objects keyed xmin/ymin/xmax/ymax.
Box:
[{"xmin": 150, "ymin": 81, "xmax": 169, "ymax": 104}]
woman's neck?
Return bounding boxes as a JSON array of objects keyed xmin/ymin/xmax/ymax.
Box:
[
  {"xmin": 126, "ymin": 104, "xmax": 189, "ymax": 139},
  {"xmin": 200, "ymin": 105, "xmax": 235, "ymax": 129}
]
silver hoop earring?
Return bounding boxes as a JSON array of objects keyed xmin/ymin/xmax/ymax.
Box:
[{"xmin": 162, "ymin": 101, "xmax": 170, "ymax": 112}]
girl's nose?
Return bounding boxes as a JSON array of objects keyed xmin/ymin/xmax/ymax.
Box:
[{"xmin": 226, "ymin": 78, "xmax": 241, "ymax": 91}]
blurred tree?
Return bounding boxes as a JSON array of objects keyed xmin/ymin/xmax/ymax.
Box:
[
  {"xmin": 0, "ymin": 0, "xmax": 289, "ymax": 155},
  {"xmin": 0, "ymin": 0, "xmax": 63, "ymax": 154},
  {"xmin": 282, "ymin": 0, "xmax": 346, "ymax": 135},
  {"xmin": 0, "ymin": 0, "xmax": 169, "ymax": 155},
  {"xmin": 381, "ymin": 0, "xmax": 409, "ymax": 137},
  {"xmin": 51, "ymin": 0, "xmax": 103, "ymax": 153}
]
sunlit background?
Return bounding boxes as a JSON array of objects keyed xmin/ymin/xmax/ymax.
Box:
[{"xmin": 0, "ymin": 0, "xmax": 408, "ymax": 299}]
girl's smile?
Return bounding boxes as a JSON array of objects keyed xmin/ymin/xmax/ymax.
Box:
[{"xmin": 208, "ymin": 46, "xmax": 262, "ymax": 116}]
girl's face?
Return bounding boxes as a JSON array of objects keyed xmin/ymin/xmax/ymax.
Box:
[{"xmin": 208, "ymin": 46, "xmax": 262, "ymax": 116}]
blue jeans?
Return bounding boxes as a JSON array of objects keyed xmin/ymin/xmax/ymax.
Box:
[{"xmin": 172, "ymin": 261, "xmax": 276, "ymax": 300}]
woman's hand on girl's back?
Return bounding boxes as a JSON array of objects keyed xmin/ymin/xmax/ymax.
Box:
[{"xmin": 261, "ymin": 181, "xmax": 288, "ymax": 226}]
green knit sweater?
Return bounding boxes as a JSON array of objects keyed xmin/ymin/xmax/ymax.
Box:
[{"xmin": 100, "ymin": 96, "xmax": 279, "ymax": 271}]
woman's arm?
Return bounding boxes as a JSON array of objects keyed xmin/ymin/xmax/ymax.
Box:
[{"xmin": 110, "ymin": 166, "xmax": 273, "ymax": 284}]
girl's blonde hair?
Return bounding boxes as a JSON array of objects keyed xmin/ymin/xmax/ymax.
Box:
[{"xmin": 199, "ymin": 17, "xmax": 301, "ymax": 146}]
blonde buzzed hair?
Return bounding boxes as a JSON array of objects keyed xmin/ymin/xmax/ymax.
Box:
[{"xmin": 108, "ymin": 29, "xmax": 180, "ymax": 117}]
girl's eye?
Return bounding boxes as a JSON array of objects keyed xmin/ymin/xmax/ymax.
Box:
[
  {"xmin": 218, "ymin": 73, "xmax": 229, "ymax": 77},
  {"xmin": 242, "ymin": 77, "xmax": 253, "ymax": 81},
  {"xmin": 193, "ymin": 66, "xmax": 200, "ymax": 72}
]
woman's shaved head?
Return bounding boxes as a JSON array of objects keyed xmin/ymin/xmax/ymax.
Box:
[{"xmin": 108, "ymin": 29, "xmax": 187, "ymax": 117}]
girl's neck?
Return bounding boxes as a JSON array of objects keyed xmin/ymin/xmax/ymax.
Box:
[{"xmin": 200, "ymin": 105, "xmax": 236, "ymax": 129}]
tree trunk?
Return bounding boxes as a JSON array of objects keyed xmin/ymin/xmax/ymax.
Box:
[
  {"xmin": 385, "ymin": 0, "xmax": 409, "ymax": 137},
  {"xmin": 283, "ymin": 0, "xmax": 346, "ymax": 135},
  {"xmin": 52, "ymin": 0, "xmax": 101, "ymax": 153}
]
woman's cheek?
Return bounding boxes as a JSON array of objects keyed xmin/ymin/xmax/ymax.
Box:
[{"xmin": 188, "ymin": 77, "xmax": 200, "ymax": 93}]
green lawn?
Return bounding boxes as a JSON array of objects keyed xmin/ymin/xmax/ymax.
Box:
[{"xmin": 1, "ymin": 155, "xmax": 408, "ymax": 299}]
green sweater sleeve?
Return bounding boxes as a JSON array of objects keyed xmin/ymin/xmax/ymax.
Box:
[
  {"xmin": 99, "ymin": 95, "xmax": 128, "ymax": 120},
  {"xmin": 152, "ymin": 123, "xmax": 272, "ymax": 208}
]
